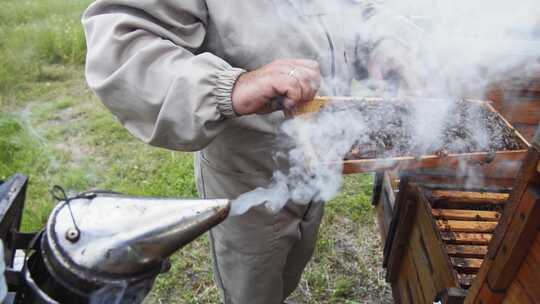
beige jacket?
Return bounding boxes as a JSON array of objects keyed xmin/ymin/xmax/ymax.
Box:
[{"xmin": 83, "ymin": 0, "xmax": 413, "ymax": 192}]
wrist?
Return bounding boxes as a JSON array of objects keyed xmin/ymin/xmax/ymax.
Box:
[{"xmin": 214, "ymin": 67, "xmax": 246, "ymax": 118}]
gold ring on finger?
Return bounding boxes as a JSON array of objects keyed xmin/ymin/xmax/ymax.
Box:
[{"xmin": 288, "ymin": 67, "xmax": 297, "ymax": 78}]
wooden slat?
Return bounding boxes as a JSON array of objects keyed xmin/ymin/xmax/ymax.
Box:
[
  {"xmin": 436, "ymin": 220, "xmax": 498, "ymax": 233},
  {"xmin": 432, "ymin": 209, "xmax": 501, "ymax": 222},
  {"xmin": 385, "ymin": 182, "xmax": 420, "ymax": 279},
  {"xmin": 383, "ymin": 171, "xmax": 397, "ymax": 209},
  {"xmin": 440, "ymin": 232, "xmax": 492, "ymax": 245},
  {"xmin": 410, "ymin": 225, "xmax": 438, "ymax": 303},
  {"xmin": 391, "ymin": 284, "xmax": 403, "ymax": 304},
  {"xmin": 398, "ymin": 250, "xmax": 425, "ymax": 304},
  {"xmin": 397, "ymin": 269, "xmax": 413, "ymax": 304},
  {"xmin": 451, "ymin": 257, "xmax": 484, "ymax": 274},
  {"xmin": 342, "ymin": 150, "xmax": 527, "ymax": 175},
  {"xmin": 431, "ymin": 190, "xmax": 509, "ymax": 204},
  {"xmin": 416, "ymin": 192, "xmax": 460, "ymax": 291},
  {"xmin": 446, "ymin": 245, "xmax": 488, "ymax": 259},
  {"xmin": 376, "ymin": 201, "xmax": 388, "ymax": 244},
  {"xmin": 408, "ymin": 241, "xmax": 433, "ymax": 304},
  {"xmin": 488, "ymin": 186, "xmax": 540, "ymax": 290}
]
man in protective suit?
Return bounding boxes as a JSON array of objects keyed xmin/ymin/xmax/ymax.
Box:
[{"xmin": 83, "ymin": 1, "xmax": 420, "ymax": 303}]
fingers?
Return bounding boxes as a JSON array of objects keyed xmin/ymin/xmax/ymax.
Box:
[
  {"xmin": 232, "ymin": 58, "xmax": 322, "ymax": 116},
  {"xmin": 293, "ymin": 67, "xmax": 320, "ymax": 101},
  {"xmin": 275, "ymin": 62, "xmax": 321, "ymax": 102}
]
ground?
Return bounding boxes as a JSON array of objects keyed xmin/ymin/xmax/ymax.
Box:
[{"xmin": 0, "ymin": 1, "xmax": 392, "ymax": 303}]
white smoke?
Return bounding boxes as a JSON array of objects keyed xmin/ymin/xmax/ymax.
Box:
[{"xmin": 230, "ymin": 0, "xmax": 540, "ymax": 216}]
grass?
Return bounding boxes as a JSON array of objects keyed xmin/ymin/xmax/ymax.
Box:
[
  {"xmin": 0, "ymin": 1, "xmax": 392, "ymax": 303},
  {"xmin": 0, "ymin": 0, "xmax": 88, "ymax": 98}
]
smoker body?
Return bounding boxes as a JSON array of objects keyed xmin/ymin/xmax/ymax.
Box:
[{"xmin": 0, "ymin": 176, "xmax": 230, "ymax": 304}]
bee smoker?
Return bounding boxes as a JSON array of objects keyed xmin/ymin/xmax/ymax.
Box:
[{"xmin": 0, "ymin": 174, "xmax": 230, "ymax": 304}]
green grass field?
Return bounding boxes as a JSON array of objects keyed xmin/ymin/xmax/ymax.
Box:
[{"xmin": 0, "ymin": 1, "xmax": 391, "ymax": 303}]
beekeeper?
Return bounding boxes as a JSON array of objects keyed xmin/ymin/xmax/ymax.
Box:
[{"xmin": 83, "ymin": 1, "xmax": 420, "ymax": 303}]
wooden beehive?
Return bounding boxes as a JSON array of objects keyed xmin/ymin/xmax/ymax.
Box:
[
  {"xmin": 372, "ymin": 125, "xmax": 540, "ymax": 304},
  {"xmin": 293, "ymin": 97, "xmax": 531, "ymax": 175},
  {"xmin": 381, "ymin": 175, "xmax": 511, "ymax": 304}
]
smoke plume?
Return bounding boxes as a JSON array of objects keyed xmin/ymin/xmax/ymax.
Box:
[{"xmin": 230, "ymin": 0, "xmax": 540, "ymax": 216}]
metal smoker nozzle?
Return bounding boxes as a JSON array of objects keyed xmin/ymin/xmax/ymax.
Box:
[{"xmin": 40, "ymin": 194, "xmax": 230, "ymax": 296}]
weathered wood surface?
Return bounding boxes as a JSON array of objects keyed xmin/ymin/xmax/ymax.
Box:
[
  {"xmin": 440, "ymin": 232, "xmax": 493, "ymax": 245},
  {"xmin": 436, "ymin": 220, "xmax": 498, "ymax": 233},
  {"xmin": 432, "ymin": 209, "xmax": 501, "ymax": 222},
  {"xmin": 430, "ymin": 190, "xmax": 509, "ymax": 205},
  {"xmin": 385, "ymin": 182, "xmax": 420, "ymax": 280},
  {"xmin": 487, "ymin": 186, "xmax": 540, "ymax": 290},
  {"xmin": 409, "ymin": 224, "xmax": 438, "ymax": 303},
  {"xmin": 446, "ymin": 245, "xmax": 488, "ymax": 259},
  {"xmin": 416, "ymin": 195, "xmax": 459, "ymax": 296},
  {"xmin": 342, "ymin": 150, "xmax": 527, "ymax": 175},
  {"xmin": 502, "ymin": 232, "xmax": 540, "ymax": 303}
]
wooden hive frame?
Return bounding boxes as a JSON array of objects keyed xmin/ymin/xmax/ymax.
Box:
[{"xmin": 293, "ymin": 97, "xmax": 531, "ymax": 175}]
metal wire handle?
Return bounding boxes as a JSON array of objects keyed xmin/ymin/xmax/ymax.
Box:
[{"xmin": 50, "ymin": 185, "xmax": 97, "ymax": 243}]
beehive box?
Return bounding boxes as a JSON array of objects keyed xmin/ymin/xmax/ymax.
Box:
[
  {"xmin": 382, "ymin": 177, "xmax": 511, "ymax": 304},
  {"xmin": 464, "ymin": 128, "xmax": 540, "ymax": 304},
  {"xmin": 372, "ymin": 126, "xmax": 540, "ymax": 304},
  {"xmin": 293, "ymin": 97, "xmax": 530, "ymax": 174}
]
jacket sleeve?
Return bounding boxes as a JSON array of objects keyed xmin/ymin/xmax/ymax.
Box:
[{"xmin": 82, "ymin": 0, "xmax": 245, "ymax": 151}]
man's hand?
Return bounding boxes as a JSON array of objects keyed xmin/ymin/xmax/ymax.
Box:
[{"xmin": 231, "ymin": 59, "xmax": 322, "ymax": 115}]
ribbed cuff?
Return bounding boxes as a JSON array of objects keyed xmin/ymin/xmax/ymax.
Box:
[{"xmin": 214, "ymin": 67, "xmax": 246, "ymax": 118}]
